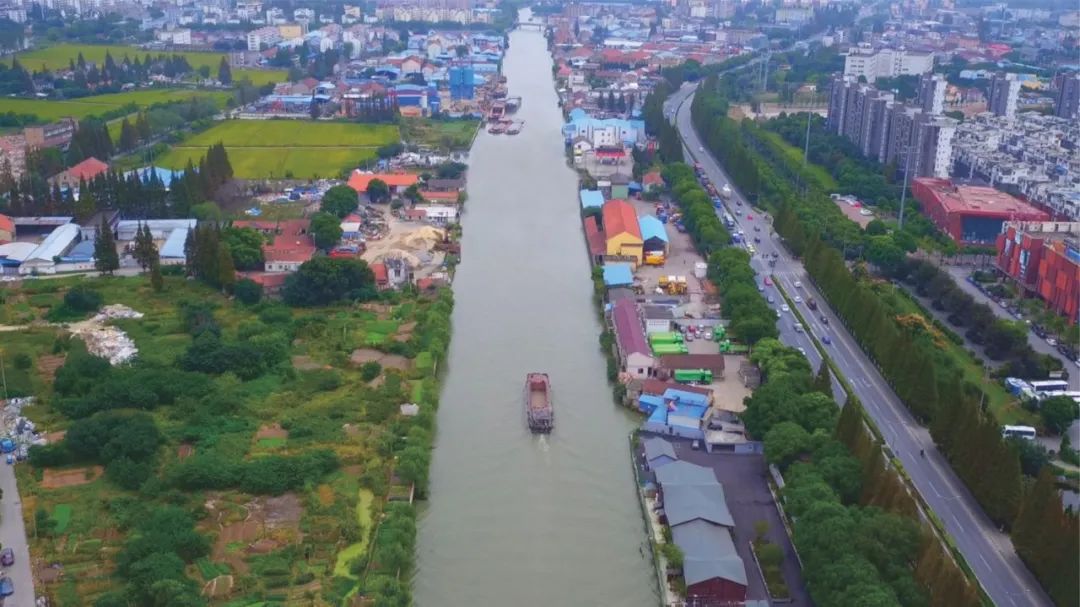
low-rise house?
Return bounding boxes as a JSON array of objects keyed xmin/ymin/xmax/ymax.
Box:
[
  {"xmin": 49, "ymin": 157, "xmax": 109, "ymax": 190},
  {"xmin": 347, "ymin": 171, "xmax": 420, "ymax": 195},
  {"xmin": 236, "ymin": 219, "xmax": 315, "ymax": 273},
  {"xmin": 641, "ymin": 304, "xmax": 673, "ymax": 334},
  {"xmin": 642, "ymin": 437, "xmax": 677, "ymax": 469},
  {"xmin": 657, "ymin": 354, "xmax": 725, "ymax": 380},
  {"xmin": 18, "ymin": 224, "xmax": 80, "ymax": 275},
  {"xmin": 0, "ymin": 213, "xmax": 13, "ymax": 243},
  {"xmin": 602, "ymin": 199, "xmax": 643, "ymax": 267},
  {"xmin": 611, "ymin": 298, "xmax": 653, "ymax": 378}
]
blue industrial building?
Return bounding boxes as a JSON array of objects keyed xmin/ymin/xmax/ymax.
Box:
[{"xmin": 448, "ymin": 64, "xmax": 476, "ymax": 100}]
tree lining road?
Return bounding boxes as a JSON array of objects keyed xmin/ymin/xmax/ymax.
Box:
[{"xmin": 665, "ymin": 84, "xmax": 1052, "ymax": 607}]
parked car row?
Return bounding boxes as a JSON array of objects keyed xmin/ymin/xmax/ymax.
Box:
[{"xmin": 967, "ymin": 273, "xmax": 1079, "ymax": 364}]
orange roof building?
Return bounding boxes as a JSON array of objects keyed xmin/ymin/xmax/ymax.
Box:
[
  {"xmin": 0, "ymin": 212, "xmax": 13, "ymax": 243},
  {"xmin": 347, "ymin": 171, "xmax": 420, "ymax": 194},
  {"xmin": 50, "ymin": 157, "xmax": 109, "ymax": 189},
  {"xmin": 602, "ymin": 198, "xmax": 643, "ymax": 266}
]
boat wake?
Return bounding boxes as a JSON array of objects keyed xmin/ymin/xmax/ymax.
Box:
[{"xmin": 537, "ymin": 434, "xmax": 550, "ymax": 454}]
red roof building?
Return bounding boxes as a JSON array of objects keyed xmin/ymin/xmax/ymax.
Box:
[
  {"xmin": 0, "ymin": 212, "xmax": 13, "ymax": 243},
  {"xmin": 347, "ymin": 171, "xmax": 419, "ymax": 193},
  {"xmin": 371, "ymin": 261, "xmax": 389, "ymax": 289},
  {"xmin": 235, "ymin": 219, "xmax": 316, "ymax": 273},
  {"xmin": 584, "ymin": 214, "xmax": 606, "ymax": 264},
  {"xmin": 911, "ymin": 178, "xmax": 1050, "ymax": 245},
  {"xmin": 50, "ymin": 157, "xmax": 109, "ymax": 189},
  {"xmin": 996, "ymin": 223, "xmax": 1079, "ymax": 323},
  {"xmin": 642, "ymin": 170, "xmax": 664, "ymax": 190}
]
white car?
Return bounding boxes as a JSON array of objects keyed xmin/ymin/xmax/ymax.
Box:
[
  {"xmin": 797, "ymin": 347, "xmax": 807, "ymax": 356},
  {"xmin": 703, "ymin": 331, "xmax": 712, "ymax": 340},
  {"xmin": 794, "ymin": 281, "xmax": 802, "ymax": 288},
  {"xmin": 699, "ymin": 146, "xmax": 704, "ymax": 152},
  {"xmin": 1046, "ymin": 337, "xmax": 1058, "ymax": 347},
  {"xmin": 781, "ymin": 304, "xmax": 790, "ymax": 313},
  {"xmin": 794, "ymin": 295, "xmax": 803, "ymax": 303}
]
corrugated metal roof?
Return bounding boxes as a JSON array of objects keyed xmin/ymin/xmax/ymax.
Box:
[
  {"xmin": 612, "ymin": 298, "xmax": 649, "ymax": 356},
  {"xmin": 639, "ymin": 215, "xmax": 668, "ymax": 243},
  {"xmin": 25, "ymin": 224, "xmax": 80, "ymax": 263},
  {"xmin": 0, "ymin": 241, "xmax": 37, "ymax": 262},
  {"xmin": 663, "ymin": 483, "xmax": 735, "ymax": 528},
  {"xmin": 673, "ymin": 520, "xmax": 747, "ymax": 587},
  {"xmin": 654, "ymin": 461, "xmax": 717, "ymax": 487},
  {"xmin": 602, "ymin": 262, "xmax": 633, "ymax": 287},
  {"xmin": 643, "ymin": 437, "xmax": 676, "ymax": 463},
  {"xmin": 159, "ymin": 227, "xmax": 189, "ymax": 259},
  {"xmin": 579, "ymin": 189, "xmax": 604, "ymax": 209},
  {"xmin": 60, "ymin": 239, "xmax": 95, "ymax": 261}
]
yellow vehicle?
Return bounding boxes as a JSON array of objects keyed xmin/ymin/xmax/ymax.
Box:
[
  {"xmin": 659, "ymin": 275, "xmax": 687, "ymax": 295},
  {"xmin": 644, "ymin": 253, "xmax": 665, "ymax": 266}
]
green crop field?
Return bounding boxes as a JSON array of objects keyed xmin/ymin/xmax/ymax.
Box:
[
  {"xmin": 16, "ymin": 44, "xmax": 287, "ymax": 86},
  {"xmin": 156, "ymin": 121, "xmax": 399, "ymax": 179},
  {"xmin": 52, "ymin": 504, "xmax": 73, "ymax": 533},
  {"xmin": 0, "ymin": 89, "xmax": 232, "ymax": 122}
]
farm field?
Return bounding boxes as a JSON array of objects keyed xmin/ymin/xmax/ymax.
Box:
[
  {"xmin": 0, "ymin": 88, "xmax": 232, "ymax": 122},
  {"xmin": 17, "ymin": 44, "xmax": 287, "ymax": 86},
  {"xmin": 2, "ymin": 273, "xmax": 449, "ymax": 605},
  {"xmin": 400, "ymin": 117, "xmax": 480, "ymax": 151},
  {"xmin": 157, "ymin": 120, "xmax": 399, "ymax": 179}
]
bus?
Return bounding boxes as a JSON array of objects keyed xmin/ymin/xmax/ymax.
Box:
[
  {"xmin": 1001, "ymin": 425, "xmax": 1037, "ymax": 441},
  {"xmin": 722, "ymin": 213, "xmax": 735, "ymax": 228},
  {"xmin": 1029, "ymin": 380, "xmax": 1069, "ymax": 392}
]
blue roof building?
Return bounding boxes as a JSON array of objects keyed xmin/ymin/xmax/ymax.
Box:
[
  {"xmin": 562, "ymin": 109, "xmax": 646, "ymax": 145},
  {"xmin": 580, "ymin": 189, "xmax": 604, "ymax": 209},
  {"xmin": 126, "ymin": 166, "xmax": 184, "ymax": 190},
  {"xmin": 639, "ymin": 215, "xmax": 668, "ymax": 252},
  {"xmin": 602, "ymin": 263, "xmax": 634, "ymax": 288}
]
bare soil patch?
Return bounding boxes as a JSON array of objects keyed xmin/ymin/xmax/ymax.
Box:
[
  {"xmin": 44, "ymin": 430, "xmax": 67, "ymax": 443},
  {"xmin": 42, "ymin": 465, "xmax": 103, "ymax": 489},
  {"xmin": 255, "ymin": 423, "xmax": 288, "ymax": 440},
  {"xmin": 262, "ymin": 493, "xmax": 303, "ymax": 526},
  {"xmin": 202, "ymin": 574, "xmax": 234, "ymax": 599},
  {"xmin": 178, "ymin": 443, "xmax": 195, "ymax": 459},
  {"xmin": 291, "ymin": 355, "xmax": 324, "ymax": 370},
  {"xmin": 37, "ymin": 354, "xmax": 66, "ymax": 380},
  {"xmin": 343, "ymin": 465, "xmax": 364, "ymax": 476},
  {"xmin": 349, "ymin": 348, "xmax": 410, "ymax": 371},
  {"xmin": 317, "ymin": 484, "xmax": 335, "ymax": 506},
  {"xmin": 36, "ymin": 564, "xmax": 63, "ymax": 584}
]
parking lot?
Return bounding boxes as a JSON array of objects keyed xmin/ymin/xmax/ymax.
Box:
[{"xmin": 628, "ymin": 197, "xmax": 707, "ymax": 307}]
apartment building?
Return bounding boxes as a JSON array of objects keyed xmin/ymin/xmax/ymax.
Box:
[
  {"xmin": 917, "ymin": 72, "xmax": 946, "ymax": 115},
  {"xmin": 843, "ymin": 46, "xmax": 934, "ymax": 82},
  {"xmin": 1054, "ymin": 73, "xmax": 1079, "ymax": 121},
  {"xmin": 827, "ymin": 75, "xmax": 955, "ymax": 179},
  {"xmin": 988, "ymin": 72, "xmax": 1021, "ymax": 119}
]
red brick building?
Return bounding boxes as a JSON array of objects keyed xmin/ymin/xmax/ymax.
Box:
[
  {"xmin": 996, "ymin": 223, "xmax": 1080, "ymax": 323},
  {"xmin": 911, "ymin": 178, "xmax": 1049, "ymax": 246}
]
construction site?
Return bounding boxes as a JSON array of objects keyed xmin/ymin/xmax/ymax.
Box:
[{"xmin": 360, "ymin": 211, "xmax": 457, "ymax": 281}]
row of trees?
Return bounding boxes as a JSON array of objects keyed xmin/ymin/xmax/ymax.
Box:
[
  {"xmin": 746, "ymin": 338, "xmax": 980, "ymax": 607},
  {"xmin": 1, "ymin": 140, "xmax": 231, "ymax": 220},
  {"xmin": 903, "ymin": 259, "xmax": 1061, "ymax": 377},
  {"xmin": 641, "ymin": 81, "xmax": 682, "ymax": 164},
  {"xmin": 686, "ymin": 71, "xmax": 1077, "ymax": 604}
]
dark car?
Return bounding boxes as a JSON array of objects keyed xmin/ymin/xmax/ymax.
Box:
[
  {"xmin": 820, "ymin": 315, "xmax": 829, "ymax": 325},
  {"xmin": 0, "ymin": 548, "xmax": 12, "ymax": 567},
  {"xmin": 0, "ymin": 577, "xmax": 12, "ymax": 597}
]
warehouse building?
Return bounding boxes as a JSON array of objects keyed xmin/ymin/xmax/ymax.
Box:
[
  {"xmin": 912, "ymin": 178, "xmax": 1049, "ymax": 245},
  {"xmin": 602, "ymin": 199, "xmax": 643, "ymax": 267}
]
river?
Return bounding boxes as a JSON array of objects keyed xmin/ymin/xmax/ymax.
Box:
[{"xmin": 413, "ymin": 16, "xmax": 660, "ymax": 607}]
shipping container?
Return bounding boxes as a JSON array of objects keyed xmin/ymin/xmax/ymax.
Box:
[
  {"xmin": 674, "ymin": 369, "xmax": 713, "ymax": 383},
  {"xmin": 649, "ymin": 331, "xmax": 684, "ymax": 344}
]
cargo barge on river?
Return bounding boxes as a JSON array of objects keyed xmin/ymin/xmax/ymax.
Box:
[{"xmin": 525, "ymin": 373, "xmax": 553, "ymax": 433}]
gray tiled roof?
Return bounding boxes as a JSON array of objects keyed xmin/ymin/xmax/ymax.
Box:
[
  {"xmin": 654, "ymin": 461, "xmax": 717, "ymax": 487},
  {"xmin": 672, "ymin": 519, "xmax": 747, "ymax": 587},
  {"xmin": 643, "ymin": 437, "xmax": 676, "ymax": 463},
  {"xmin": 663, "ymin": 483, "xmax": 735, "ymax": 528}
]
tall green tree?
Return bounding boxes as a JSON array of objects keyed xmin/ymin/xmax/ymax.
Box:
[
  {"xmin": 93, "ymin": 217, "xmax": 120, "ymax": 275},
  {"xmin": 131, "ymin": 224, "xmax": 158, "ymax": 270}
]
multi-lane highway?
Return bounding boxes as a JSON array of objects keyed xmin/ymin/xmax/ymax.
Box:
[{"xmin": 665, "ymin": 84, "xmax": 1053, "ymax": 607}]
